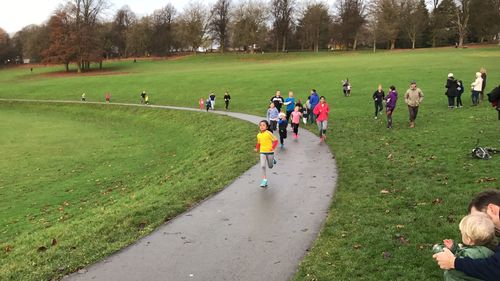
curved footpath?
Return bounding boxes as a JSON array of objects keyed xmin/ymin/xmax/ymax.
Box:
[{"xmin": 1, "ymin": 99, "xmax": 337, "ymax": 281}]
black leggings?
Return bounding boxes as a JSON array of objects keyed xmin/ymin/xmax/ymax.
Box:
[
  {"xmin": 291, "ymin": 123, "xmax": 299, "ymax": 135},
  {"xmin": 375, "ymin": 102, "xmax": 383, "ymax": 116},
  {"xmin": 279, "ymin": 129, "xmax": 287, "ymax": 144}
]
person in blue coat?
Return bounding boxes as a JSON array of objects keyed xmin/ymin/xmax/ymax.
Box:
[
  {"xmin": 308, "ymin": 89, "xmax": 319, "ymax": 124},
  {"xmin": 284, "ymin": 91, "xmax": 295, "ymax": 124},
  {"xmin": 433, "ymin": 190, "xmax": 500, "ymax": 281}
]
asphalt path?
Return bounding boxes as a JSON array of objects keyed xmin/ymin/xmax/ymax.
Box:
[{"xmin": 1, "ymin": 99, "xmax": 337, "ymax": 281}]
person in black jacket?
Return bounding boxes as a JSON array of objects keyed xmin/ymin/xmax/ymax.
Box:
[
  {"xmin": 372, "ymin": 84, "xmax": 385, "ymax": 119},
  {"xmin": 270, "ymin": 90, "xmax": 285, "ymax": 112},
  {"xmin": 433, "ymin": 190, "xmax": 500, "ymax": 281},
  {"xmin": 445, "ymin": 73, "xmax": 458, "ymax": 109},
  {"xmin": 487, "ymin": 85, "xmax": 500, "ymax": 120}
]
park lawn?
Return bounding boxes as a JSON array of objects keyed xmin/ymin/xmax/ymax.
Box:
[
  {"xmin": 0, "ymin": 102, "xmax": 257, "ymax": 280},
  {"xmin": 0, "ymin": 47, "xmax": 499, "ymax": 280}
]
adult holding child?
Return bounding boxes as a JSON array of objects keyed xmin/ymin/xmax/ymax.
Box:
[
  {"xmin": 404, "ymin": 80, "xmax": 424, "ymax": 128},
  {"xmin": 433, "ymin": 190, "xmax": 500, "ymax": 281}
]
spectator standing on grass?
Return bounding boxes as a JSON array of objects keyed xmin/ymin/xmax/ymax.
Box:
[
  {"xmin": 81, "ymin": 93, "xmax": 86, "ymax": 102},
  {"xmin": 404, "ymin": 80, "xmax": 424, "ymax": 128},
  {"xmin": 446, "ymin": 73, "xmax": 459, "ymax": 109},
  {"xmin": 270, "ymin": 90, "xmax": 285, "ymax": 112},
  {"xmin": 267, "ymin": 103, "xmax": 279, "ymax": 132},
  {"xmin": 199, "ymin": 98, "xmax": 205, "ymax": 110},
  {"xmin": 373, "ymin": 84, "xmax": 385, "ymax": 119},
  {"xmin": 433, "ymin": 190, "xmax": 500, "ymax": 281},
  {"xmin": 284, "ymin": 91, "xmax": 295, "ymax": 124},
  {"xmin": 433, "ymin": 213, "xmax": 496, "ymax": 281},
  {"xmin": 105, "ymin": 92, "xmax": 111, "ymax": 103},
  {"xmin": 254, "ymin": 120, "xmax": 278, "ymax": 188},
  {"xmin": 312, "ymin": 96, "xmax": 330, "ymax": 142},
  {"xmin": 456, "ymin": 80, "xmax": 464, "ymax": 108},
  {"xmin": 140, "ymin": 91, "xmax": 146, "ymax": 104},
  {"xmin": 224, "ymin": 92, "xmax": 231, "ymax": 110},
  {"xmin": 308, "ymin": 89, "xmax": 319, "ymax": 124},
  {"xmin": 471, "ymin": 72, "xmax": 483, "ymax": 106},
  {"xmin": 342, "ymin": 79, "xmax": 351, "ymax": 97},
  {"xmin": 480, "ymin": 67, "xmax": 487, "ymax": 101},
  {"xmin": 384, "ymin": 86, "xmax": 398, "ymax": 129}
]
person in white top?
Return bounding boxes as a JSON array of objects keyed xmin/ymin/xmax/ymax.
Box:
[{"xmin": 471, "ymin": 72, "xmax": 483, "ymax": 106}]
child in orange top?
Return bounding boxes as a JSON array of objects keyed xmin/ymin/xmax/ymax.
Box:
[
  {"xmin": 255, "ymin": 120, "xmax": 278, "ymax": 187},
  {"xmin": 199, "ymin": 98, "xmax": 205, "ymax": 110}
]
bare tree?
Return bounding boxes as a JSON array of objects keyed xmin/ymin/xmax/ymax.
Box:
[
  {"xmin": 401, "ymin": 0, "xmax": 429, "ymax": 49},
  {"xmin": 111, "ymin": 6, "xmax": 136, "ymax": 57},
  {"xmin": 151, "ymin": 4, "xmax": 177, "ymax": 56},
  {"xmin": 231, "ymin": 0, "xmax": 268, "ymax": 52},
  {"xmin": 210, "ymin": 0, "xmax": 231, "ymax": 53},
  {"xmin": 453, "ymin": 0, "xmax": 471, "ymax": 47},
  {"xmin": 270, "ymin": 0, "xmax": 294, "ymax": 52},
  {"xmin": 13, "ymin": 24, "xmax": 50, "ymax": 63},
  {"xmin": 126, "ymin": 16, "xmax": 153, "ymax": 57},
  {"xmin": 429, "ymin": 0, "xmax": 456, "ymax": 47},
  {"xmin": 179, "ymin": 2, "xmax": 211, "ymax": 52},
  {"xmin": 373, "ymin": 0, "xmax": 400, "ymax": 49}
]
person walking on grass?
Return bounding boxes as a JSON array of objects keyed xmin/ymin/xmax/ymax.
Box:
[
  {"xmin": 105, "ymin": 92, "xmax": 111, "ymax": 103},
  {"xmin": 254, "ymin": 120, "xmax": 278, "ymax": 188},
  {"xmin": 277, "ymin": 112, "xmax": 288, "ymax": 149},
  {"xmin": 385, "ymin": 85, "xmax": 398, "ymax": 129},
  {"xmin": 404, "ymin": 80, "xmax": 424, "ymax": 128},
  {"xmin": 199, "ymin": 98, "xmax": 205, "ymax": 110},
  {"xmin": 471, "ymin": 72, "xmax": 483, "ymax": 106},
  {"xmin": 313, "ymin": 96, "xmax": 330, "ymax": 142},
  {"xmin": 433, "ymin": 189, "xmax": 500, "ymax": 281},
  {"xmin": 373, "ymin": 84, "xmax": 385, "ymax": 119},
  {"xmin": 290, "ymin": 105, "xmax": 303, "ymax": 139},
  {"xmin": 140, "ymin": 90, "xmax": 146, "ymax": 104},
  {"xmin": 81, "ymin": 93, "xmax": 86, "ymax": 102},
  {"xmin": 224, "ymin": 91, "xmax": 231, "ymax": 111},
  {"xmin": 446, "ymin": 73, "xmax": 459, "ymax": 109},
  {"xmin": 267, "ymin": 103, "xmax": 279, "ymax": 132},
  {"xmin": 284, "ymin": 91, "xmax": 295, "ymax": 124}
]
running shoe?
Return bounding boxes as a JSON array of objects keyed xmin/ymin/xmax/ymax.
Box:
[{"xmin": 260, "ymin": 179, "xmax": 268, "ymax": 187}]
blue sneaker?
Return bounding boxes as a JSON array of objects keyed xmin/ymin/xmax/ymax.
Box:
[{"xmin": 260, "ymin": 179, "xmax": 268, "ymax": 187}]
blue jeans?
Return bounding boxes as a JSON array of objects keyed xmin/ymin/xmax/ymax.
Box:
[{"xmin": 471, "ymin": 91, "xmax": 480, "ymax": 106}]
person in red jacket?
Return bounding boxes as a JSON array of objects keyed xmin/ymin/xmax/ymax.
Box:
[
  {"xmin": 312, "ymin": 96, "xmax": 330, "ymax": 142},
  {"xmin": 433, "ymin": 190, "xmax": 500, "ymax": 281}
]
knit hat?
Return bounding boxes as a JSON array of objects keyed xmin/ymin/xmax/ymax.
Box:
[{"xmin": 448, "ymin": 73, "xmax": 454, "ymax": 78}]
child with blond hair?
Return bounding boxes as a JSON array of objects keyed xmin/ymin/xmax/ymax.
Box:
[{"xmin": 433, "ymin": 213, "xmax": 496, "ymax": 281}]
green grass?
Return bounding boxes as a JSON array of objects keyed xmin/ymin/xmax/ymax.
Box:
[
  {"xmin": 1, "ymin": 47, "xmax": 499, "ymax": 280},
  {"xmin": 0, "ymin": 102, "xmax": 257, "ymax": 280}
]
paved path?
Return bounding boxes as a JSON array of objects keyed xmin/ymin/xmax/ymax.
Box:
[{"xmin": 2, "ymin": 99, "xmax": 337, "ymax": 281}]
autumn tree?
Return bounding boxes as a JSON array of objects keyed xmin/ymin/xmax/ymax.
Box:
[
  {"xmin": 209, "ymin": 0, "xmax": 231, "ymax": 53},
  {"xmin": 126, "ymin": 16, "xmax": 153, "ymax": 57},
  {"xmin": 373, "ymin": 0, "xmax": 401, "ymax": 49},
  {"xmin": 12, "ymin": 24, "xmax": 50, "ymax": 63},
  {"xmin": 42, "ymin": 10, "xmax": 76, "ymax": 71},
  {"xmin": 178, "ymin": 2, "xmax": 210, "ymax": 52},
  {"xmin": 270, "ymin": 0, "xmax": 294, "ymax": 52},
  {"xmin": 151, "ymin": 4, "xmax": 177, "ymax": 56},
  {"xmin": 0, "ymin": 27, "xmax": 16, "ymax": 64},
  {"xmin": 452, "ymin": 0, "xmax": 471, "ymax": 47}
]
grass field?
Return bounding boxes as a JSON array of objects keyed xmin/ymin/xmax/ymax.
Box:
[
  {"xmin": 1, "ymin": 47, "xmax": 499, "ymax": 280},
  {"xmin": 0, "ymin": 102, "xmax": 256, "ymax": 280}
]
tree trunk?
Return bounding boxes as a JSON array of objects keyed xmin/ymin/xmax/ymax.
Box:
[
  {"xmin": 458, "ymin": 35, "xmax": 464, "ymax": 47},
  {"xmin": 432, "ymin": 35, "xmax": 436, "ymax": 48},
  {"xmin": 77, "ymin": 60, "xmax": 82, "ymax": 73},
  {"xmin": 276, "ymin": 37, "xmax": 279, "ymax": 52},
  {"xmin": 65, "ymin": 63, "xmax": 69, "ymax": 72},
  {"xmin": 411, "ymin": 34, "xmax": 416, "ymax": 49},
  {"xmin": 282, "ymin": 35, "xmax": 286, "ymax": 52},
  {"xmin": 390, "ymin": 39, "xmax": 396, "ymax": 50},
  {"xmin": 373, "ymin": 38, "xmax": 376, "ymax": 53},
  {"xmin": 99, "ymin": 60, "xmax": 102, "ymax": 69},
  {"xmin": 353, "ymin": 37, "xmax": 358, "ymax": 51}
]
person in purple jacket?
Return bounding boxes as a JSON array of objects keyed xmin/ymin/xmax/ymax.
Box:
[
  {"xmin": 384, "ymin": 85, "xmax": 398, "ymax": 128},
  {"xmin": 433, "ymin": 190, "xmax": 500, "ymax": 281}
]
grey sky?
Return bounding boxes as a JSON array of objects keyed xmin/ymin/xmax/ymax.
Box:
[{"xmin": 0, "ymin": 0, "xmax": 193, "ymax": 34}]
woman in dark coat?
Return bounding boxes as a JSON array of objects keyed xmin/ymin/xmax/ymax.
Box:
[{"xmin": 445, "ymin": 73, "xmax": 458, "ymax": 109}]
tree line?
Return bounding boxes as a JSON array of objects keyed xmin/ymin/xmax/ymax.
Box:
[{"xmin": 0, "ymin": 0, "xmax": 498, "ymax": 71}]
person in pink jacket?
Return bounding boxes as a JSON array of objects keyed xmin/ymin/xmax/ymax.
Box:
[{"xmin": 313, "ymin": 96, "xmax": 330, "ymax": 142}]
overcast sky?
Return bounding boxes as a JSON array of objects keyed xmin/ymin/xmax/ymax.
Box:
[{"xmin": 0, "ymin": 0, "xmax": 194, "ymax": 34}]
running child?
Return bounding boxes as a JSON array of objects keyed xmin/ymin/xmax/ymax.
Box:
[
  {"xmin": 277, "ymin": 112, "xmax": 288, "ymax": 148},
  {"xmin": 384, "ymin": 86, "xmax": 398, "ymax": 128},
  {"xmin": 199, "ymin": 98, "xmax": 205, "ymax": 110},
  {"xmin": 105, "ymin": 92, "xmax": 111, "ymax": 103},
  {"xmin": 312, "ymin": 96, "xmax": 330, "ymax": 142},
  {"xmin": 290, "ymin": 105, "xmax": 303, "ymax": 139},
  {"xmin": 81, "ymin": 93, "xmax": 86, "ymax": 101},
  {"xmin": 373, "ymin": 84, "xmax": 385, "ymax": 119},
  {"xmin": 255, "ymin": 120, "xmax": 278, "ymax": 188},
  {"xmin": 267, "ymin": 103, "xmax": 279, "ymax": 132},
  {"xmin": 206, "ymin": 98, "xmax": 211, "ymax": 112}
]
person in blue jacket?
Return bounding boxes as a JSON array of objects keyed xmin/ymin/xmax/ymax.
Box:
[
  {"xmin": 284, "ymin": 91, "xmax": 295, "ymax": 124},
  {"xmin": 308, "ymin": 89, "xmax": 319, "ymax": 124},
  {"xmin": 433, "ymin": 190, "xmax": 500, "ymax": 281}
]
